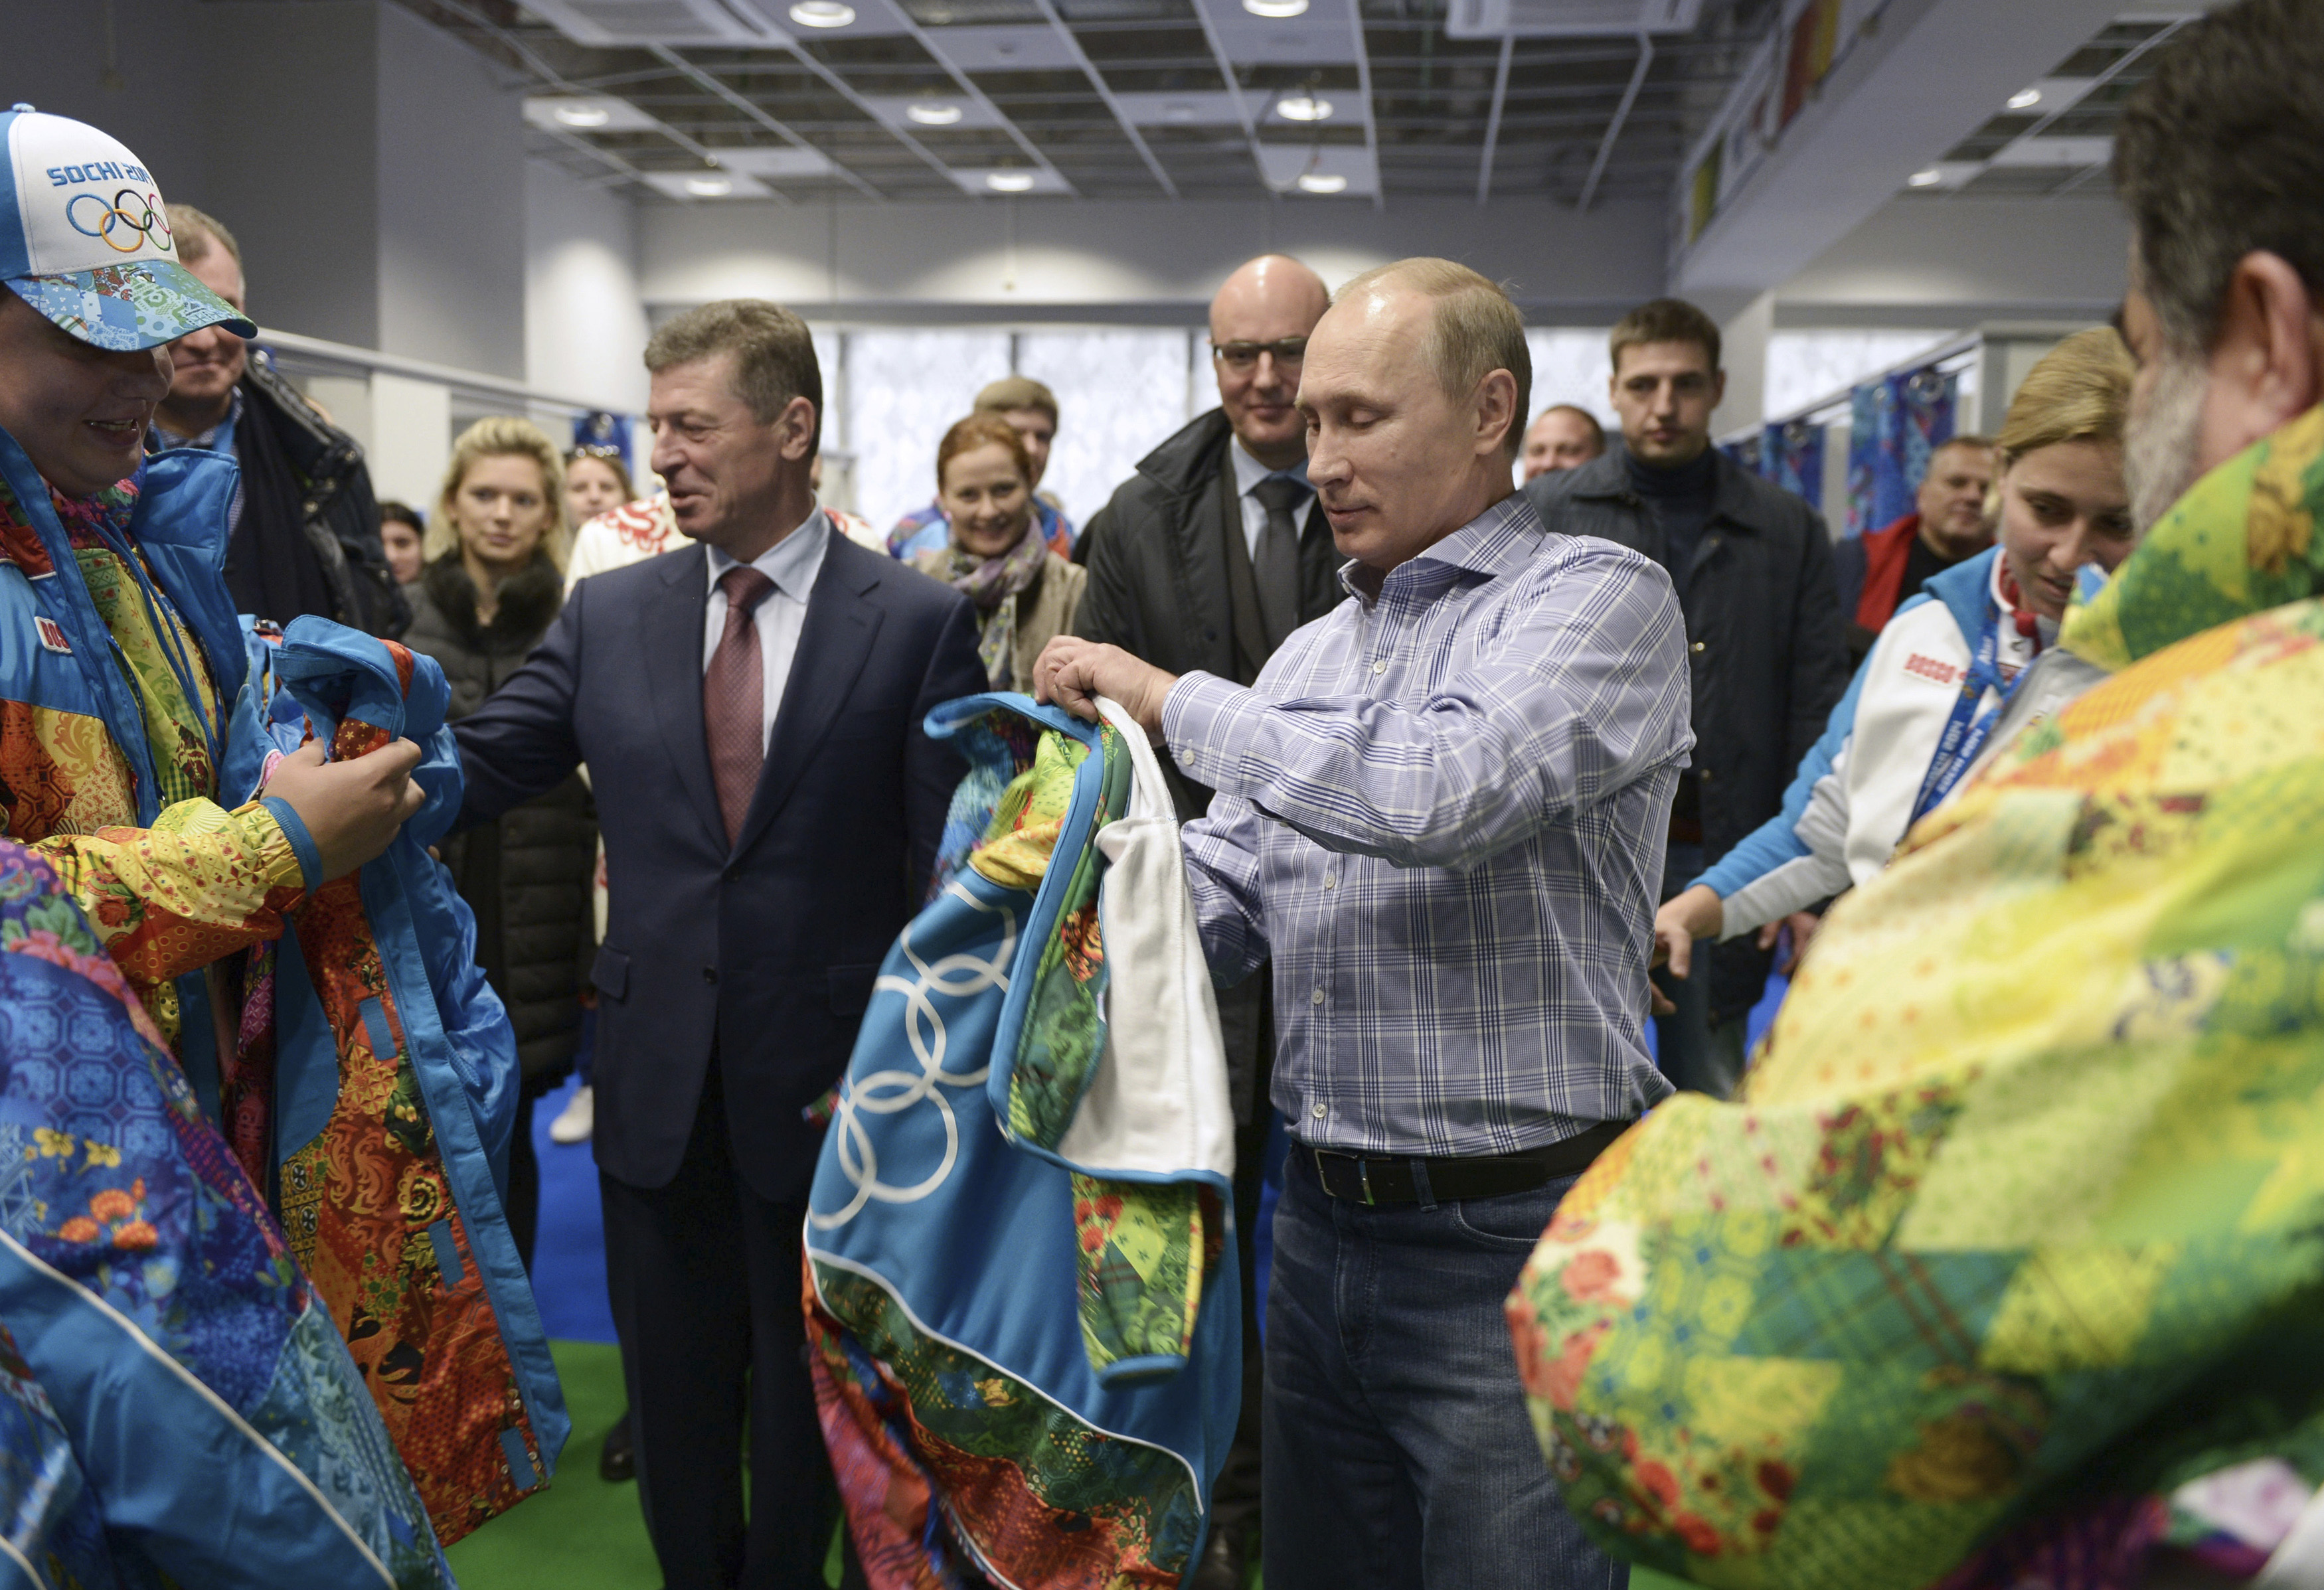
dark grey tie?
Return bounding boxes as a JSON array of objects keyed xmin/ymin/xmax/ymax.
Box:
[{"xmin": 1250, "ymin": 474, "xmax": 1309, "ymax": 653}]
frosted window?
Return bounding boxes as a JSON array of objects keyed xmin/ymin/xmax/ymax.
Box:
[
  {"xmin": 1015, "ymin": 329, "xmax": 1199, "ymax": 532},
  {"xmin": 811, "ymin": 328, "xmax": 851, "ymax": 510},
  {"xmin": 1525, "ymin": 329, "xmax": 1616, "ymax": 428},
  {"xmin": 843, "ymin": 330, "xmax": 1013, "ymax": 536},
  {"xmin": 1764, "ymin": 330, "xmax": 1957, "ymax": 424}
]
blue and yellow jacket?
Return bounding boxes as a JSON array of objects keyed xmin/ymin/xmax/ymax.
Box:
[{"xmin": 0, "ymin": 430, "xmax": 562, "ymax": 1543}]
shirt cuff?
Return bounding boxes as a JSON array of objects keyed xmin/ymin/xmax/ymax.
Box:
[
  {"xmin": 258, "ymin": 796, "xmax": 324, "ymax": 892},
  {"xmin": 1160, "ymin": 671, "xmax": 1268, "ymax": 797}
]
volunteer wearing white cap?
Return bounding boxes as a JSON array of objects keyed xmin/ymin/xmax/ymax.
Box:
[{"xmin": 0, "ymin": 104, "xmax": 420, "ymax": 1056}]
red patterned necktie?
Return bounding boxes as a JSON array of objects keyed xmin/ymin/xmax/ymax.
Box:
[{"xmin": 705, "ymin": 564, "xmax": 778, "ymax": 846}]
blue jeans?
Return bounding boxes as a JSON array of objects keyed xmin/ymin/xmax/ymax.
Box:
[{"xmin": 1262, "ymin": 1147, "xmax": 1629, "ymax": 1590}]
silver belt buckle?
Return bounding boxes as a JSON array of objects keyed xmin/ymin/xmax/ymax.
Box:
[{"xmin": 1357, "ymin": 1157, "xmax": 1376, "ymax": 1206}]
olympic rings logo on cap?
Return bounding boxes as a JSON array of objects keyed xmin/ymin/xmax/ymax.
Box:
[{"xmin": 64, "ymin": 190, "xmax": 172, "ymax": 255}]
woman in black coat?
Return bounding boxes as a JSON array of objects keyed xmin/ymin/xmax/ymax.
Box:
[{"xmin": 402, "ymin": 416, "xmax": 596, "ymax": 1267}]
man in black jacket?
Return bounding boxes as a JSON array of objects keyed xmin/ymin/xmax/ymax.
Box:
[
  {"xmin": 1526, "ymin": 298, "xmax": 1848, "ymax": 1098},
  {"xmin": 1072, "ymin": 251, "xmax": 1337, "ymax": 1590},
  {"xmin": 147, "ymin": 206, "xmax": 405, "ymax": 635}
]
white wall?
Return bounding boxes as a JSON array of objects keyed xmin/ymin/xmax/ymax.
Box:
[
  {"xmin": 1776, "ymin": 195, "xmax": 2129, "ymax": 327},
  {"xmin": 638, "ymin": 196, "xmax": 1669, "ymax": 321},
  {"xmin": 525, "ymin": 162, "xmax": 651, "ymax": 412},
  {"xmin": 376, "ymin": 3, "xmax": 527, "ymax": 378}
]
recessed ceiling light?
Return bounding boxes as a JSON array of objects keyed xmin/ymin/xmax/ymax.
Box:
[
  {"xmin": 906, "ymin": 101, "xmax": 963, "ymax": 125},
  {"xmin": 1296, "ymin": 171, "xmax": 1346, "ymax": 194},
  {"xmin": 1275, "ymin": 93, "xmax": 1332, "ymax": 121},
  {"xmin": 685, "ymin": 174, "xmax": 734, "ymax": 197},
  {"xmin": 2007, "ymin": 87, "xmax": 2042, "ymax": 110},
  {"xmin": 1907, "ymin": 166, "xmax": 1943, "ymax": 187},
  {"xmin": 1163, "ymin": 102, "xmax": 1198, "ymax": 123},
  {"xmin": 789, "ymin": 0, "xmax": 856, "ymax": 26},
  {"xmin": 1244, "ymin": 0, "xmax": 1309, "ymax": 15},
  {"xmin": 554, "ymin": 103, "xmax": 612, "ymax": 128},
  {"xmin": 985, "ymin": 170, "xmax": 1036, "ymax": 192}
]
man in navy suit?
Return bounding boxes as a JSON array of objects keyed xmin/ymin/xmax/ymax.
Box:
[{"xmin": 453, "ymin": 299, "xmax": 985, "ymax": 1589}]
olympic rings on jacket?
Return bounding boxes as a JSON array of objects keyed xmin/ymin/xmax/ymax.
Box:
[{"xmin": 64, "ymin": 190, "xmax": 171, "ymax": 254}]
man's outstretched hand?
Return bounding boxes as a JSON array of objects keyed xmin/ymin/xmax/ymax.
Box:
[
  {"xmin": 264, "ymin": 738, "xmax": 427, "ymax": 884},
  {"xmin": 1031, "ymin": 637, "xmax": 1177, "ymax": 741}
]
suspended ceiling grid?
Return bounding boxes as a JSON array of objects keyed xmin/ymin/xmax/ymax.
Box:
[
  {"xmin": 396, "ymin": 0, "xmax": 1784, "ymax": 205},
  {"xmin": 1899, "ymin": 12, "xmax": 2200, "ymax": 201}
]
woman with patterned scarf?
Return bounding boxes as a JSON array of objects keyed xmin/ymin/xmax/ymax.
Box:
[{"xmin": 910, "ymin": 413, "xmax": 1086, "ymax": 688}]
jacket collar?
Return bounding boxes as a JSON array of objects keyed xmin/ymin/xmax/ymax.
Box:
[
  {"xmin": 1564, "ymin": 439, "xmax": 1766, "ymax": 534},
  {"xmin": 2062, "ymin": 403, "xmax": 2324, "ymax": 671},
  {"xmin": 1922, "ymin": 543, "xmax": 2003, "ymax": 644},
  {"xmin": 1339, "ymin": 492, "xmax": 1543, "ymax": 605},
  {"xmin": 1133, "ymin": 408, "xmax": 1235, "ymax": 499}
]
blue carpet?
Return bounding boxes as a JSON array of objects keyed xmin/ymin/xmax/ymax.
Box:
[{"xmin": 529, "ymin": 1070, "xmax": 618, "ymax": 1346}]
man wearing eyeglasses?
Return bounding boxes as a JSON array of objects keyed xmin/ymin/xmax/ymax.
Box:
[{"xmin": 1072, "ymin": 250, "xmax": 1334, "ymax": 1590}]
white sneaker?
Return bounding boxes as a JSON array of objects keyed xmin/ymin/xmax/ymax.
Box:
[{"xmin": 549, "ymin": 1085, "xmax": 594, "ymax": 1145}]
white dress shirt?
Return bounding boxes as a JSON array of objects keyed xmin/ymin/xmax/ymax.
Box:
[
  {"xmin": 702, "ymin": 505, "xmax": 831, "ymax": 752},
  {"xmin": 1230, "ymin": 439, "xmax": 1314, "ymax": 562}
]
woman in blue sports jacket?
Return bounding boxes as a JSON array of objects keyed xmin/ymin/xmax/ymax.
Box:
[{"xmin": 1653, "ymin": 329, "xmax": 2139, "ymax": 987}]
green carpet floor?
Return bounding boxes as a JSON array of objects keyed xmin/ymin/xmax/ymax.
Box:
[
  {"xmin": 446, "ymin": 1340, "xmax": 1699, "ymax": 1590},
  {"xmin": 446, "ymin": 1340, "xmax": 661, "ymax": 1590}
]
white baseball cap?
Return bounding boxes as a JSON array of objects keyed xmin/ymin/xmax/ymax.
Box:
[{"xmin": 0, "ymin": 104, "xmax": 254, "ymax": 351}]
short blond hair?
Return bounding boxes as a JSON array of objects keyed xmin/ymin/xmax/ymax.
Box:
[
  {"xmin": 1995, "ymin": 327, "xmax": 2134, "ymax": 467},
  {"xmin": 430, "ymin": 416, "xmax": 570, "ymax": 570},
  {"xmin": 1333, "ymin": 258, "xmax": 1531, "ymax": 459}
]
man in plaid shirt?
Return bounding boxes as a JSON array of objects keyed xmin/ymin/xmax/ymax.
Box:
[{"xmin": 1037, "ymin": 258, "xmax": 1691, "ymax": 1590}]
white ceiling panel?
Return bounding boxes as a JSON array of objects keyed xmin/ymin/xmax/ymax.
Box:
[
  {"xmin": 1109, "ymin": 91, "xmax": 1250, "ymax": 127},
  {"xmin": 730, "ymin": 0, "xmax": 920, "ymax": 36},
  {"xmin": 1987, "ymin": 135, "xmax": 2114, "ymax": 167},
  {"xmin": 1194, "ymin": 0, "xmax": 1360, "ymax": 67},
  {"xmin": 639, "ymin": 170, "xmax": 776, "ymax": 199},
  {"xmin": 523, "ymin": 96, "xmax": 663, "ymax": 133},
  {"xmin": 860, "ymin": 93, "xmax": 1010, "ymax": 131},
  {"xmin": 1256, "ymin": 142, "xmax": 1377, "ymax": 197},
  {"xmin": 946, "ymin": 166, "xmax": 1075, "ymax": 196},
  {"xmin": 524, "ymin": 0, "xmax": 778, "ymax": 46},
  {"xmin": 714, "ymin": 145, "xmax": 838, "ymax": 177},
  {"xmin": 920, "ymin": 25, "xmax": 1086, "ymax": 72}
]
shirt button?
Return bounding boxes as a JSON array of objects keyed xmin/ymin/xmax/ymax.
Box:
[
  {"xmin": 1372, "ymin": 659, "xmax": 1388, "ymax": 675},
  {"xmin": 1310, "ymin": 1102, "xmax": 1327, "ymax": 1119},
  {"xmin": 1311, "ymin": 987, "xmax": 1325, "ymax": 1005},
  {"xmin": 1321, "ymin": 873, "xmax": 1336, "ymax": 889}
]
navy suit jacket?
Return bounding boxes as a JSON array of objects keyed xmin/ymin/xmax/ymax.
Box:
[{"xmin": 453, "ymin": 528, "xmax": 987, "ymax": 1202}]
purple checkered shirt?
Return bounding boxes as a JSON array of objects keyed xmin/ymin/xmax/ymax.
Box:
[{"xmin": 1165, "ymin": 492, "xmax": 1692, "ymax": 1157}]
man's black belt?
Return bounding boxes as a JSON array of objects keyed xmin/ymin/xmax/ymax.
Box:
[{"xmin": 1307, "ymin": 1119, "xmax": 1631, "ymax": 1206}]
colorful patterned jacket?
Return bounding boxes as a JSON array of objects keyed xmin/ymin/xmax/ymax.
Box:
[
  {"xmin": 806, "ymin": 692, "xmax": 1239, "ymax": 1590},
  {"xmin": 235, "ymin": 618, "xmax": 567, "ymax": 1546},
  {"xmin": 0, "ymin": 836, "xmax": 450, "ymax": 1588},
  {"xmin": 0, "ymin": 430, "xmax": 311, "ymax": 1084},
  {"xmin": 1508, "ymin": 403, "xmax": 2324, "ymax": 1587}
]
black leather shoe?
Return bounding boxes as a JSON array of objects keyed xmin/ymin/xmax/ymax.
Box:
[
  {"xmin": 598, "ymin": 1409, "xmax": 635, "ymax": 1483},
  {"xmin": 1189, "ymin": 1528, "xmax": 1245, "ymax": 1590}
]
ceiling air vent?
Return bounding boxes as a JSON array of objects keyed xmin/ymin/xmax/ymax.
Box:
[
  {"xmin": 522, "ymin": 0, "xmax": 780, "ymax": 46},
  {"xmin": 1445, "ymin": 0, "xmax": 1701, "ymax": 39}
]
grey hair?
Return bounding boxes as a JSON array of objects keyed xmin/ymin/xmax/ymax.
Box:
[{"xmin": 2113, "ymin": 0, "xmax": 2324, "ymax": 354}]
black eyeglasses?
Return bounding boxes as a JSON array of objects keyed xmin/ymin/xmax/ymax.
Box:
[{"xmin": 1210, "ymin": 337, "xmax": 1307, "ymax": 372}]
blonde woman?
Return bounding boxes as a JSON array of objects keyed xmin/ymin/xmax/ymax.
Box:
[
  {"xmin": 402, "ymin": 417, "xmax": 594, "ymax": 1266},
  {"xmin": 1653, "ymin": 327, "xmax": 2139, "ymax": 1025}
]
